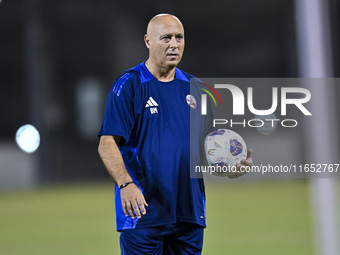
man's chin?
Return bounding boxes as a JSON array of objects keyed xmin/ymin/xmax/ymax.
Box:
[{"xmin": 165, "ymin": 59, "xmax": 181, "ymax": 68}]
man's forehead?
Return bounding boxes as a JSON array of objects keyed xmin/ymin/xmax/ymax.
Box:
[
  {"xmin": 157, "ymin": 22, "xmax": 183, "ymax": 31},
  {"xmin": 151, "ymin": 23, "xmax": 184, "ymax": 36}
]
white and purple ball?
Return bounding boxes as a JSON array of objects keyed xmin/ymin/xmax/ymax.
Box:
[{"xmin": 204, "ymin": 129, "xmax": 247, "ymax": 176}]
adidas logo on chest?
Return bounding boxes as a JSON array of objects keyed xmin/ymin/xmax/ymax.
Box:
[{"xmin": 145, "ymin": 97, "xmax": 159, "ymax": 114}]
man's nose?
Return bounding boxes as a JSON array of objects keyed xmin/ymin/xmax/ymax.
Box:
[{"xmin": 169, "ymin": 37, "xmax": 178, "ymax": 48}]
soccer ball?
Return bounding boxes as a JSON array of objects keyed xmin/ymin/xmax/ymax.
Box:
[{"xmin": 204, "ymin": 129, "xmax": 247, "ymax": 176}]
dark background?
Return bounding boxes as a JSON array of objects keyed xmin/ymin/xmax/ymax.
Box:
[{"xmin": 0, "ymin": 0, "xmax": 339, "ymax": 183}]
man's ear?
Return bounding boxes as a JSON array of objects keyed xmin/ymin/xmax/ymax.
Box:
[{"xmin": 144, "ymin": 34, "xmax": 150, "ymax": 49}]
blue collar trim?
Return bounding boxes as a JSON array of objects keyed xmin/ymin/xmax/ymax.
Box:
[{"xmin": 134, "ymin": 61, "xmax": 190, "ymax": 83}]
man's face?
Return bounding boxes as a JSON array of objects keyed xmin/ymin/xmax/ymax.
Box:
[{"xmin": 145, "ymin": 18, "xmax": 185, "ymax": 69}]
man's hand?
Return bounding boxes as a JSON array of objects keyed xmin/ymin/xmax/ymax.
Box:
[
  {"xmin": 120, "ymin": 184, "xmax": 148, "ymax": 219},
  {"xmin": 98, "ymin": 135, "xmax": 148, "ymax": 219},
  {"xmin": 228, "ymin": 149, "xmax": 253, "ymax": 179}
]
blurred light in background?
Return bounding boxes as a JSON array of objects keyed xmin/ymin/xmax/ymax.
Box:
[
  {"xmin": 76, "ymin": 76, "xmax": 104, "ymax": 141},
  {"xmin": 15, "ymin": 124, "xmax": 40, "ymax": 153}
]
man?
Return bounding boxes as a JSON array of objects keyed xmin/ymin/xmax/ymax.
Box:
[{"xmin": 98, "ymin": 14, "xmax": 253, "ymax": 254}]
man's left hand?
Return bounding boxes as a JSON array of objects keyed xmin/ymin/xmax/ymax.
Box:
[{"xmin": 228, "ymin": 149, "xmax": 253, "ymax": 179}]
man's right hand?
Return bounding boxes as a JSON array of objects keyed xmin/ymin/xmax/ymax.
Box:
[
  {"xmin": 120, "ymin": 184, "xmax": 148, "ymax": 219},
  {"xmin": 98, "ymin": 135, "xmax": 148, "ymax": 219}
]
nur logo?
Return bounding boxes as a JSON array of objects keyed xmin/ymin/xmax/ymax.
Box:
[
  {"xmin": 198, "ymin": 82, "xmax": 312, "ymax": 128},
  {"xmin": 198, "ymin": 83, "xmax": 223, "ymax": 115},
  {"xmin": 200, "ymin": 84, "xmax": 312, "ymax": 116}
]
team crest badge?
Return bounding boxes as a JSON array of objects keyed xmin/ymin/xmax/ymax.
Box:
[{"xmin": 186, "ymin": 95, "xmax": 197, "ymax": 109}]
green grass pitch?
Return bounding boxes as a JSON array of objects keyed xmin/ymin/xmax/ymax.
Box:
[{"xmin": 0, "ymin": 180, "xmax": 313, "ymax": 254}]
